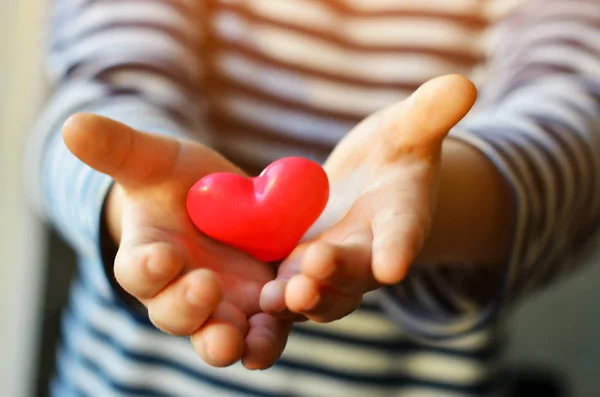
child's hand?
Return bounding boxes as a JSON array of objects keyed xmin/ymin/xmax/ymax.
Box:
[
  {"xmin": 261, "ymin": 75, "xmax": 478, "ymax": 323},
  {"xmin": 63, "ymin": 114, "xmax": 290, "ymax": 369}
]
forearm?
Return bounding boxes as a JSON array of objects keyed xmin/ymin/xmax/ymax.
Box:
[
  {"xmin": 380, "ymin": 0, "xmax": 600, "ymax": 339},
  {"xmin": 27, "ymin": 0, "xmax": 204, "ymax": 251},
  {"xmin": 418, "ymin": 138, "xmax": 513, "ymax": 267}
]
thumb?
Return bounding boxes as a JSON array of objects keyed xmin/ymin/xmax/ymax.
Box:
[
  {"xmin": 376, "ymin": 74, "xmax": 477, "ymax": 156},
  {"xmin": 374, "ymin": 75, "xmax": 477, "ymax": 157},
  {"xmin": 326, "ymin": 74, "xmax": 477, "ymax": 175},
  {"xmin": 62, "ymin": 113, "xmax": 181, "ymax": 187},
  {"xmin": 403, "ymin": 74, "xmax": 477, "ymax": 143}
]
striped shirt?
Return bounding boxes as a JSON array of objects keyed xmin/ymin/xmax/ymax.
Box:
[{"xmin": 26, "ymin": 0, "xmax": 600, "ymax": 396}]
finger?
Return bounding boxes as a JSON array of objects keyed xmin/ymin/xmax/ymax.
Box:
[
  {"xmin": 210, "ymin": 301, "xmax": 249, "ymax": 336},
  {"xmin": 392, "ymin": 74, "xmax": 478, "ymax": 149},
  {"xmin": 258, "ymin": 250, "xmax": 304, "ymax": 314},
  {"xmin": 260, "ymin": 279, "xmax": 288, "ymax": 313},
  {"xmin": 147, "ymin": 269, "xmax": 222, "ymax": 336},
  {"xmin": 263, "ymin": 219, "xmax": 373, "ymax": 316},
  {"xmin": 300, "ymin": 234, "xmax": 375, "ymax": 294},
  {"xmin": 62, "ymin": 113, "xmax": 181, "ymax": 187},
  {"xmin": 114, "ymin": 241, "xmax": 184, "ymax": 300},
  {"xmin": 259, "ymin": 280, "xmax": 307, "ymax": 322},
  {"xmin": 219, "ymin": 273, "xmax": 265, "ymax": 316},
  {"xmin": 325, "ymin": 75, "xmax": 477, "ymax": 176},
  {"xmin": 242, "ymin": 313, "xmax": 292, "ymax": 370},
  {"xmin": 285, "ymin": 275, "xmax": 362, "ymax": 323},
  {"xmin": 371, "ymin": 206, "xmax": 430, "ymax": 285},
  {"xmin": 190, "ymin": 301, "xmax": 247, "ymax": 367}
]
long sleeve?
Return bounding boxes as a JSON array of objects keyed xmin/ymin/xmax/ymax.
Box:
[
  {"xmin": 380, "ymin": 0, "xmax": 600, "ymax": 339},
  {"xmin": 25, "ymin": 0, "xmax": 205, "ymax": 297}
]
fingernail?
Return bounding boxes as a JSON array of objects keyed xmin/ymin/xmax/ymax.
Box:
[{"xmin": 260, "ymin": 280, "xmax": 287, "ymax": 312}]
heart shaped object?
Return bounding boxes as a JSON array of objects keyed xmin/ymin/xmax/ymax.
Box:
[{"xmin": 186, "ymin": 157, "xmax": 330, "ymax": 262}]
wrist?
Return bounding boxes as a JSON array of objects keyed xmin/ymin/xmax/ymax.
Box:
[{"xmin": 417, "ymin": 137, "xmax": 514, "ymax": 266}]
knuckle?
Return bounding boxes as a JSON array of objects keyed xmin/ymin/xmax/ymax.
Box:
[
  {"xmin": 185, "ymin": 270, "xmax": 222, "ymax": 307},
  {"xmin": 114, "ymin": 243, "xmax": 182, "ymax": 299},
  {"xmin": 143, "ymin": 242, "xmax": 182, "ymax": 283},
  {"xmin": 303, "ymin": 243, "xmax": 337, "ymax": 279},
  {"xmin": 148, "ymin": 305, "xmax": 196, "ymax": 336}
]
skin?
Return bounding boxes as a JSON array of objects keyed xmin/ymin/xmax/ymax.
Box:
[
  {"xmin": 62, "ymin": 74, "xmax": 513, "ymax": 370},
  {"xmin": 63, "ymin": 114, "xmax": 289, "ymax": 370},
  {"xmin": 261, "ymin": 74, "xmax": 513, "ymax": 323}
]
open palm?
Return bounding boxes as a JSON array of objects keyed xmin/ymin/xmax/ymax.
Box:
[{"xmin": 262, "ymin": 74, "xmax": 478, "ymax": 323}]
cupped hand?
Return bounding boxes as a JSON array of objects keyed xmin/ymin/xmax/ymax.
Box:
[
  {"xmin": 261, "ymin": 74, "xmax": 478, "ymax": 323},
  {"xmin": 63, "ymin": 114, "xmax": 290, "ymax": 369}
]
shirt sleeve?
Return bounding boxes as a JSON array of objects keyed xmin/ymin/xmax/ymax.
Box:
[
  {"xmin": 379, "ymin": 0, "xmax": 600, "ymax": 339},
  {"xmin": 25, "ymin": 0, "xmax": 205, "ymax": 301}
]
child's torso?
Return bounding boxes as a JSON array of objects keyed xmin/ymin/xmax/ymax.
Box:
[
  {"xmin": 194, "ymin": 0, "xmax": 517, "ymax": 173},
  {"xmin": 56, "ymin": 1, "xmax": 524, "ymax": 396},
  {"xmin": 65, "ymin": 263, "xmax": 501, "ymax": 397}
]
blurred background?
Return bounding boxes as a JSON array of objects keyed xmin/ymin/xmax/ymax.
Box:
[{"xmin": 1, "ymin": 1, "xmax": 599, "ymax": 397}]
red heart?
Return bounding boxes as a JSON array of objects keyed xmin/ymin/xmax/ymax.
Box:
[{"xmin": 186, "ymin": 157, "xmax": 330, "ymax": 262}]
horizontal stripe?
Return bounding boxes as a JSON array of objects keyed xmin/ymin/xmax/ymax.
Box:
[
  {"xmin": 53, "ymin": 1, "xmax": 200, "ymax": 49},
  {"xmin": 51, "ymin": 5, "xmax": 197, "ymax": 48},
  {"xmin": 216, "ymin": 41, "xmax": 428, "ymax": 89},
  {"xmin": 211, "ymin": 112, "xmax": 336, "ymax": 152},
  {"xmin": 212, "ymin": 91, "xmax": 354, "ymax": 144},
  {"xmin": 215, "ymin": 52, "xmax": 409, "ymax": 117},
  {"xmin": 213, "ymin": 11, "xmax": 472, "ymax": 83},
  {"xmin": 80, "ymin": 279, "xmax": 491, "ymax": 354},
  {"xmin": 62, "ymin": 315, "xmax": 255, "ymax": 397},
  {"xmin": 340, "ymin": 0, "xmax": 487, "ymax": 17},
  {"xmin": 219, "ymin": 0, "xmax": 483, "ymax": 62},
  {"xmin": 33, "ymin": 2, "xmax": 600, "ymax": 397},
  {"xmin": 51, "ymin": 28, "xmax": 200, "ymax": 81},
  {"xmin": 64, "ymin": 288, "xmax": 491, "ymax": 396}
]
